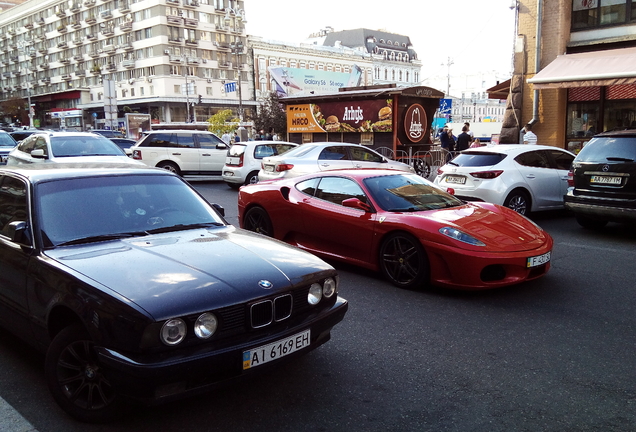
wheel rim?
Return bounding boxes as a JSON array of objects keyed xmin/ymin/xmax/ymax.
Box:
[
  {"xmin": 245, "ymin": 209, "xmax": 272, "ymax": 236},
  {"xmin": 56, "ymin": 339, "xmax": 115, "ymax": 411},
  {"xmin": 160, "ymin": 164, "xmax": 177, "ymax": 173},
  {"xmin": 414, "ymin": 160, "xmax": 431, "ymax": 178},
  {"xmin": 381, "ymin": 236, "xmax": 422, "ymax": 286},
  {"xmin": 507, "ymin": 195, "xmax": 527, "ymax": 214}
]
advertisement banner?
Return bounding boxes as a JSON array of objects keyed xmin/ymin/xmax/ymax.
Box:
[
  {"xmin": 270, "ymin": 66, "xmax": 362, "ymax": 97},
  {"xmin": 125, "ymin": 113, "xmax": 151, "ymax": 140},
  {"xmin": 287, "ymin": 99, "xmax": 393, "ymax": 133}
]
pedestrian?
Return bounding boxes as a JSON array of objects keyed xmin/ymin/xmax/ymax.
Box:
[
  {"xmin": 441, "ymin": 127, "xmax": 456, "ymax": 162},
  {"xmin": 439, "ymin": 125, "xmax": 451, "ymax": 152},
  {"xmin": 470, "ymin": 138, "xmax": 482, "ymax": 148},
  {"xmin": 234, "ymin": 132, "xmax": 240, "ymax": 143},
  {"xmin": 456, "ymin": 126, "xmax": 472, "ymax": 152},
  {"xmin": 464, "ymin": 122, "xmax": 474, "ymax": 140},
  {"xmin": 523, "ymin": 123, "xmax": 537, "ymax": 144},
  {"xmin": 221, "ymin": 131, "xmax": 232, "ymax": 144}
]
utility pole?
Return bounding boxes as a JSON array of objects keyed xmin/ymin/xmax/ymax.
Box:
[{"xmin": 444, "ymin": 57, "xmax": 454, "ymax": 97}]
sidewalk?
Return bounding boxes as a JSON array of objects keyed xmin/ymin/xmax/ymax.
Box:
[{"xmin": 0, "ymin": 396, "xmax": 38, "ymax": 432}]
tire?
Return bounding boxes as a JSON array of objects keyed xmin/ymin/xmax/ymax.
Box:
[
  {"xmin": 575, "ymin": 214, "xmax": 608, "ymax": 230},
  {"xmin": 243, "ymin": 206, "xmax": 274, "ymax": 237},
  {"xmin": 504, "ymin": 189, "xmax": 531, "ymax": 216},
  {"xmin": 156, "ymin": 161, "xmax": 181, "ymax": 176},
  {"xmin": 245, "ymin": 171, "xmax": 259, "ymax": 185},
  {"xmin": 45, "ymin": 324, "xmax": 122, "ymax": 423},
  {"xmin": 226, "ymin": 182, "xmax": 241, "ymax": 190},
  {"xmin": 413, "ymin": 159, "xmax": 432, "ymax": 179},
  {"xmin": 379, "ymin": 232, "xmax": 429, "ymax": 289}
]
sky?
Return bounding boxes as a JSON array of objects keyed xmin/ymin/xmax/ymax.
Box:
[{"xmin": 243, "ymin": 0, "xmax": 517, "ymax": 92}]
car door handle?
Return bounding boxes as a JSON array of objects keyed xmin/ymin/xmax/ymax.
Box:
[
  {"xmin": 526, "ymin": 174, "xmax": 536, "ymax": 179},
  {"xmin": 354, "ymin": 163, "xmax": 362, "ymax": 168},
  {"xmin": 201, "ymin": 153, "xmax": 211, "ymax": 156},
  {"xmin": 171, "ymin": 152, "xmax": 182, "ymax": 155},
  {"xmin": 321, "ymin": 163, "xmax": 330, "ymax": 167}
]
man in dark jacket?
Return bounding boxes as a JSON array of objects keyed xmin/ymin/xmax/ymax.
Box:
[{"xmin": 456, "ymin": 126, "xmax": 472, "ymax": 152}]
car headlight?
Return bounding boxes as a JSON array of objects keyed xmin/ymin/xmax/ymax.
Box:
[
  {"xmin": 160, "ymin": 318, "xmax": 187, "ymax": 346},
  {"xmin": 194, "ymin": 312, "xmax": 218, "ymax": 339},
  {"xmin": 323, "ymin": 277, "xmax": 337, "ymax": 298},
  {"xmin": 308, "ymin": 283, "xmax": 323, "ymax": 305},
  {"xmin": 439, "ymin": 227, "xmax": 486, "ymax": 246}
]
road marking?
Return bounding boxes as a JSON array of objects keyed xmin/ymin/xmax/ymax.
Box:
[{"xmin": 0, "ymin": 396, "xmax": 38, "ymax": 432}]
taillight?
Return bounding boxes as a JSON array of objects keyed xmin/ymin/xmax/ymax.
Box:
[
  {"xmin": 470, "ymin": 170, "xmax": 503, "ymax": 179},
  {"xmin": 232, "ymin": 154, "xmax": 244, "ymax": 167},
  {"xmin": 437, "ymin": 167, "xmax": 444, "ymax": 175},
  {"xmin": 446, "ymin": 187, "xmax": 455, "ymax": 195},
  {"xmin": 276, "ymin": 164, "xmax": 294, "ymax": 172},
  {"xmin": 132, "ymin": 149, "xmax": 142, "ymax": 160},
  {"xmin": 567, "ymin": 169, "xmax": 574, "ymax": 187}
]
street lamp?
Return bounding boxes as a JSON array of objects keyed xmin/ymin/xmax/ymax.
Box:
[
  {"xmin": 17, "ymin": 40, "xmax": 34, "ymax": 128},
  {"xmin": 229, "ymin": 40, "xmax": 244, "ymax": 130}
]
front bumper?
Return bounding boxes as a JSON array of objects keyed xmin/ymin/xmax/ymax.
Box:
[
  {"xmin": 96, "ymin": 297, "xmax": 348, "ymax": 404},
  {"xmin": 564, "ymin": 190, "xmax": 636, "ymax": 222}
]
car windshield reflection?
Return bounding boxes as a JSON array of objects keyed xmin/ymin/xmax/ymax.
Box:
[
  {"xmin": 364, "ymin": 174, "xmax": 464, "ymax": 212},
  {"xmin": 38, "ymin": 174, "xmax": 226, "ymax": 247},
  {"xmin": 51, "ymin": 135, "xmax": 126, "ymax": 157}
]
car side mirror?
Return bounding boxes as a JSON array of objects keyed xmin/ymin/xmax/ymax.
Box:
[
  {"xmin": 342, "ymin": 198, "xmax": 372, "ymax": 212},
  {"xmin": 8, "ymin": 221, "xmax": 32, "ymax": 247},
  {"xmin": 216, "ymin": 143, "xmax": 227, "ymax": 150},
  {"xmin": 212, "ymin": 203, "xmax": 225, "ymax": 217},
  {"xmin": 31, "ymin": 149, "xmax": 47, "ymax": 159}
]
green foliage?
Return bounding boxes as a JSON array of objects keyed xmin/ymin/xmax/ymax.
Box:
[
  {"xmin": 206, "ymin": 109, "xmax": 240, "ymax": 136},
  {"xmin": 251, "ymin": 93, "xmax": 286, "ymax": 136}
]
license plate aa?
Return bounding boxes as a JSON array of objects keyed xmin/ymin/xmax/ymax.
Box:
[
  {"xmin": 445, "ymin": 175, "xmax": 466, "ymax": 185},
  {"xmin": 590, "ymin": 175, "xmax": 621, "ymax": 185},
  {"xmin": 527, "ymin": 251, "xmax": 550, "ymax": 268},
  {"xmin": 243, "ymin": 329, "xmax": 310, "ymax": 370}
]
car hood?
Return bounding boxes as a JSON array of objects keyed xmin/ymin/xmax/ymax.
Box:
[
  {"xmin": 50, "ymin": 155, "xmax": 144, "ymax": 164},
  {"xmin": 404, "ymin": 203, "xmax": 550, "ymax": 252},
  {"xmin": 44, "ymin": 226, "xmax": 334, "ymax": 320}
]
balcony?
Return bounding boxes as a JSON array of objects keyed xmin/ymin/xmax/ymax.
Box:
[
  {"xmin": 120, "ymin": 42, "xmax": 133, "ymax": 51},
  {"xmin": 91, "ymin": 66, "xmax": 101, "ymax": 74},
  {"xmin": 41, "ymin": 77, "xmax": 50, "ymax": 83},
  {"xmin": 218, "ymin": 61, "xmax": 230, "ymax": 68},
  {"xmin": 38, "ymin": 47, "xmax": 48, "ymax": 54},
  {"xmin": 10, "ymin": 56, "xmax": 18, "ymax": 62},
  {"xmin": 57, "ymin": 25, "xmax": 68, "ymax": 33},
  {"xmin": 8, "ymin": 28, "xmax": 16, "ymax": 35},
  {"xmin": 120, "ymin": 21, "xmax": 133, "ymax": 32},
  {"xmin": 89, "ymin": 50, "xmax": 100, "ymax": 58},
  {"xmin": 40, "ymin": 63, "xmax": 50, "ymax": 69},
  {"xmin": 61, "ymin": 74, "xmax": 72, "ymax": 80},
  {"xmin": 184, "ymin": 18, "xmax": 198, "ymax": 27},
  {"xmin": 122, "ymin": 59, "xmax": 135, "ymax": 68},
  {"xmin": 166, "ymin": 0, "xmax": 180, "ymax": 4},
  {"xmin": 73, "ymin": 55, "xmax": 83, "ymax": 62},
  {"xmin": 60, "ymin": 57, "xmax": 70, "ymax": 64},
  {"xmin": 84, "ymin": 0, "xmax": 95, "ymax": 6},
  {"xmin": 87, "ymin": 33, "xmax": 97, "ymax": 41},
  {"xmin": 100, "ymin": 10, "xmax": 113, "ymax": 19},
  {"xmin": 185, "ymin": 39, "xmax": 198, "ymax": 46},
  {"xmin": 169, "ymin": 55, "xmax": 183, "ymax": 63},
  {"xmin": 186, "ymin": 57, "xmax": 199, "ymax": 65},
  {"xmin": 101, "ymin": 28, "xmax": 115, "ymax": 37},
  {"xmin": 215, "ymin": 24, "xmax": 228, "ymax": 32},
  {"xmin": 55, "ymin": 9, "xmax": 67, "ymax": 18},
  {"xmin": 103, "ymin": 44, "xmax": 116, "ymax": 54},
  {"xmin": 71, "ymin": 21, "xmax": 82, "ymax": 30},
  {"xmin": 36, "ymin": 17, "xmax": 45, "ymax": 26},
  {"xmin": 73, "ymin": 37, "xmax": 84, "ymax": 45},
  {"xmin": 216, "ymin": 41, "xmax": 230, "ymax": 50},
  {"xmin": 24, "ymin": 22, "xmax": 34, "ymax": 30},
  {"xmin": 167, "ymin": 15, "xmax": 183, "ymax": 25},
  {"xmin": 183, "ymin": 0, "xmax": 199, "ymax": 7},
  {"xmin": 57, "ymin": 41, "xmax": 68, "ymax": 49},
  {"xmin": 70, "ymin": 2, "xmax": 81, "ymax": 12},
  {"xmin": 105, "ymin": 63, "xmax": 116, "ymax": 71},
  {"xmin": 119, "ymin": 1, "xmax": 131, "ymax": 13},
  {"xmin": 86, "ymin": 16, "xmax": 97, "ymax": 24},
  {"xmin": 75, "ymin": 69, "xmax": 86, "ymax": 76},
  {"xmin": 168, "ymin": 37, "xmax": 183, "ymax": 44}
]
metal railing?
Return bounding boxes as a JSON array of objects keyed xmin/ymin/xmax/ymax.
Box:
[{"xmin": 375, "ymin": 146, "xmax": 453, "ymax": 182}]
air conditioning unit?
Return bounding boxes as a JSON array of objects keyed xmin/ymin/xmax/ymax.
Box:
[
  {"xmin": 202, "ymin": 59, "xmax": 207, "ymax": 63},
  {"xmin": 206, "ymin": 78, "xmax": 212, "ymax": 83},
  {"xmin": 147, "ymin": 78, "xmax": 152, "ymax": 83},
  {"xmin": 164, "ymin": 49, "xmax": 170, "ymax": 55},
  {"xmin": 128, "ymin": 78, "xmax": 135, "ymax": 84}
]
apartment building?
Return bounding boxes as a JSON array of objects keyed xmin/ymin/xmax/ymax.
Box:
[
  {"xmin": 0, "ymin": 0, "xmax": 251, "ymax": 129},
  {"xmin": 505, "ymin": 0, "xmax": 636, "ymax": 149}
]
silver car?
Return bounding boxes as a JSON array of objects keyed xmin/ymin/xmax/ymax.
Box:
[{"xmin": 258, "ymin": 142, "xmax": 415, "ymax": 181}]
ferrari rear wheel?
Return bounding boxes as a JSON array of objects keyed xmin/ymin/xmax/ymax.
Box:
[
  {"xmin": 379, "ymin": 232, "xmax": 429, "ymax": 289},
  {"xmin": 243, "ymin": 206, "xmax": 274, "ymax": 237}
]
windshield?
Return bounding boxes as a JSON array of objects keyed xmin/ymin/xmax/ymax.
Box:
[
  {"xmin": 274, "ymin": 144, "xmax": 316, "ymax": 158},
  {"xmin": 51, "ymin": 135, "xmax": 126, "ymax": 157},
  {"xmin": 364, "ymin": 174, "xmax": 464, "ymax": 211},
  {"xmin": 449, "ymin": 152, "xmax": 507, "ymax": 167},
  {"xmin": 575, "ymin": 136, "xmax": 636, "ymax": 162},
  {"xmin": 37, "ymin": 174, "xmax": 226, "ymax": 247},
  {"xmin": 0, "ymin": 134, "xmax": 16, "ymax": 148}
]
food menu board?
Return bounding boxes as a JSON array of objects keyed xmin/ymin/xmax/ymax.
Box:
[{"xmin": 287, "ymin": 99, "xmax": 393, "ymax": 133}]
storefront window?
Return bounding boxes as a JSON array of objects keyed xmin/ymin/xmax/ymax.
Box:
[
  {"xmin": 567, "ymin": 102, "xmax": 599, "ymax": 138},
  {"xmin": 572, "ymin": 0, "xmax": 632, "ymax": 29},
  {"xmin": 572, "ymin": 0, "xmax": 598, "ymax": 29},
  {"xmin": 600, "ymin": 0, "xmax": 627, "ymax": 24},
  {"xmin": 604, "ymin": 100, "xmax": 636, "ymax": 129}
]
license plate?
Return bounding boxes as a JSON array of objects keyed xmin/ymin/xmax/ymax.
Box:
[
  {"xmin": 445, "ymin": 175, "xmax": 466, "ymax": 185},
  {"xmin": 264, "ymin": 165, "xmax": 275, "ymax": 172},
  {"xmin": 243, "ymin": 329, "xmax": 310, "ymax": 370},
  {"xmin": 226, "ymin": 157, "xmax": 240, "ymax": 166},
  {"xmin": 590, "ymin": 175, "xmax": 621, "ymax": 185},
  {"xmin": 527, "ymin": 251, "xmax": 551, "ymax": 268},
  {"xmin": 0, "ymin": 155, "xmax": 7, "ymax": 163}
]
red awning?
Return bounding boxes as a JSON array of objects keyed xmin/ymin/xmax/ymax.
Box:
[{"xmin": 528, "ymin": 47, "xmax": 636, "ymax": 89}]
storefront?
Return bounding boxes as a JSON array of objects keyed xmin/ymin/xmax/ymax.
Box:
[
  {"xmin": 280, "ymin": 84, "xmax": 444, "ymax": 156},
  {"xmin": 528, "ymin": 47, "xmax": 636, "ymax": 153}
]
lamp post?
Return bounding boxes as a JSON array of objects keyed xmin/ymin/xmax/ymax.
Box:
[
  {"xmin": 229, "ymin": 40, "xmax": 245, "ymax": 136},
  {"xmin": 17, "ymin": 40, "xmax": 35, "ymax": 128}
]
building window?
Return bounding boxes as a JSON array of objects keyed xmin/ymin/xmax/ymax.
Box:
[
  {"xmin": 174, "ymin": 84, "xmax": 181, "ymax": 94},
  {"xmin": 571, "ymin": 0, "xmax": 631, "ymax": 30}
]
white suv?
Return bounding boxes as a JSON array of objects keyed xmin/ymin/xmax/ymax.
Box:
[
  {"xmin": 131, "ymin": 130, "xmax": 228, "ymax": 176},
  {"xmin": 222, "ymin": 141, "xmax": 297, "ymax": 188}
]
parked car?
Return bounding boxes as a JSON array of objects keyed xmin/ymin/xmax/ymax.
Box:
[
  {"xmin": 223, "ymin": 141, "xmax": 298, "ymax": 188},
  {"xmin": 131, "ymin": 130, "xmax": 228, "ymax": 176},
  {"xmin": 91, "ymin": 129, "xmax": 125, "ymax": 138},
  {"xmin": 6, "ymin": 131, "xmax": 142, "ymax": 166},
  {"xmin": 0, "ymin": 131, "xmax": 17, "ymax": 165},
  {"xmin": 109, "ymin": 137, "xmax": 137, "ymax": 154},
  {"xmin": 434, "ymin": 145, "xmax": 575, "ymax": 215},
  {"xmin": 239, "ymin": 169, "xmax": 553, "ymax": 290},
  {"xmin": 9, "ymin": 129, "xmax": 39, "ymax": 143},
  {"xmin": 565, "ymin": 129, "xmax": 636, "ymax": 228},
  {"xmin": 258, "ymin": 142, "xmax": 415, "ymax": 181},
  {"xmin": 0, "ymin": 163, "xmax": 348, "ymax": 422}
]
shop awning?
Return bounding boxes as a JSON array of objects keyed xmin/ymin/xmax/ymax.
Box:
[
  {"xmin": 527, "ymin": 47, "xmax": 636, "ymax": 89},
  {"xmin": 486, "ymin": 79, "xmax": 511, "ymax": 99}
]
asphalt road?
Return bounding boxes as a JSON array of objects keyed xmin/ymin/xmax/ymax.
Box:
[{"xmin": 0, "ymin": 180, "xmax": 634, "ymax": 432}]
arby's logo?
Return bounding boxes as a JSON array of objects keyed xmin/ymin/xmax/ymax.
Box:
[{"xmin": 404, "ymin": 104, "xmax": 426, "ymax": 143}]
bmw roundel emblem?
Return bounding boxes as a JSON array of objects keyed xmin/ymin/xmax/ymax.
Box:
[{"xmin": 258, "ymin": 280, "xmax": 273, "ymax": 289}]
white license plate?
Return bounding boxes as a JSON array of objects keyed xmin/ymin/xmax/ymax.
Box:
[
  {"xmin": 0, "ymin": 155, "xmax": 7, "ymax": 163},
  {"xmin": 243, "ymin": 329, "xmax": 310, "ymax": 370},
  {"xmin": 527, "ymin": 251, "xmax": 551, "ymax": 268},
  {"xmin": 445, "ymin": 175, "xmax": 466, "ymax": 185},
  {"xmin": 590, "ymin": 175, "xmax": 621, "ymax": 185},
  {"xmin": 226, "ymin": 157, "xmax": 240, "ymax": 165},
  {"xmin": 264, "ymin": 165, "xmax": 275, "ymax": 172}
]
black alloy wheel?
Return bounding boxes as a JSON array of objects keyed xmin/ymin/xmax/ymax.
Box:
[
  {"xmin": 243, "ymin": 206, "xmax": 274, "ymax": 237},
  {"xmin": 379, "ymin": 232, "xmax": 429, "ymax": 289},
  {"xmin": 413, "ymin": 159, "xmax": 432, "ymax": 179},
  {"xmin": 504, "ymin": 189, "xmax": 530, "ymax": 215},
  {"xmin": 45, "ymin": 324, "xmax": 121, "ymax": 423}
]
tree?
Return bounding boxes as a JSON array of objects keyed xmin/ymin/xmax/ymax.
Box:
[
  {"xmin": 206, "ymin": 109, "xmax": 240, "ymax": 136},
  {"xmin": 0, "ymin": 97, "xmax": 28, "ymax": 125},
  {"xmin": 251, "ymin": 92, "xmax": 286, "ymax": 137}
]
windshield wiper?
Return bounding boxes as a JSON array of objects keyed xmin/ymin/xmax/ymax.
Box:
[
  {"xmin": 387, "ymin": 207, "xmax": 419, "ymax": 212},
  {"xmin": 606, "ymin": 157, "xmax": 634, "ymax": 162},
  {"xmin": 57, "ymin": 231, "xmax": 148, "ymax": 246},
  {"xmin": 146, "ymin": 222, "xmax": 225, "ymax": 234},
  {"xmin": 447, "ymin": 161, "xmax": 459, "ymax": 166}
]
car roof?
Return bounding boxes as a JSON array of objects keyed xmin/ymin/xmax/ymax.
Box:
[
  {"xmin": 145, "ymin": 129, "xmax": 217, "ymax": 134},
  {"xmin": 0, "ymin": 163, "xmax": 166, "ymax": 184},
  {"xmin": 461, "ymin": 144, "xmax": 574, "ymax": 155},
  {"xmin": 594, "ymin": 128, "xmax": 636, "ymax": 138},
  {"xmin": 28, "ymin": 131, "xmax": 105, "ymax": 138}
]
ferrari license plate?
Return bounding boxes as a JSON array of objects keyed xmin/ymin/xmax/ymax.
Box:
[
  {"xmin": 242, "ymin": 329, "xmax": 310, "ymax": 370},
  {"xmin": 527, "ymin": 251, "xmax": 551, "ymax": 268},
  {"xmin": 590, "ymin": 175, "xmax": 621, "ymax": 185},
  {"xmin": 445, "ymin": 175, "xmax": 466, "ymax": 184}
]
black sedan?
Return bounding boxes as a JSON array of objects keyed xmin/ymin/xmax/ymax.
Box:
[{"xmin": 0, "ymin": 163, "xmax": 348, "ymax": 422}]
